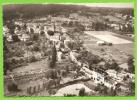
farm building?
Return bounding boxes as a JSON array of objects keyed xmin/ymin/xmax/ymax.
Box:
[{"xmin": 96, "ymin": 41, "xmax": 106, "ymax": 46}]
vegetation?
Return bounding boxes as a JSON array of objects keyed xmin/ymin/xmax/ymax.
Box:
[
  {"xmin": 127, "ymin": 82, "xmax": 135, "ymax": 96},
  {"xmin": 7, "ymin": 81, "xmax": 21, "ymax": 92},
  {"xmin": 47, "ymin": 30, "xmax": 54, "ymax": 36},
  {"xmin": 49, "ymin": 45, "xmax": 57, "ymax": 68},
  {"xmin": 127, "ymin": 55, "xmax": 134, "ymax": 73},
  {"xmin": 93, "ymin": 22, "xmax": 109, "ymax": 31},
  {"xmin": 94, "ymin": 84, "xmax": 108, "ymax": 95},
  {"xmin": 3, "ymin": 4, "xmax": 134, "ymax": 96},
  {"xmin": 105, "ymin": 59, "xmax": 119, "ymax": 71},
  {"xmin": 3, "ymin": 4, "xmax": 134, "ymax": 21},
  {"xmin": 77, "ymin": 50, "xmax": 101, "ymax": 65},
  {"xmin": 79, "ymin": 88, "xmax": 86, "ymax": 96}
]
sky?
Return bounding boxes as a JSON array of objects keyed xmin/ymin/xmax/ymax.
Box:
[
  {"xmin": 62, "ymin": 3, "xmax": 134, "ymax": 8},
  {"xmin": 3, "ymin": 3, "xmax": 134, "ymax": 10}
]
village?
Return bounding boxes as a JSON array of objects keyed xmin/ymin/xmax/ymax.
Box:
[{"xmin": 3, "ymin": 4, "xmax": 134, "ymax": 96}]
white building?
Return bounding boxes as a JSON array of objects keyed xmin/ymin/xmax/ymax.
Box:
[
  {"xmin": 96, "ymin": 41, "xmax": 105, "ymax": 46},
  {"xmin": 20, "ymin": 34, "xmax": 30, "ymax": 42},
  {"xmin": 106, "ymin": 69, "xmax": 117, "ymax": 78},
  {"xmin": 3, "ymin": 26, "xmax": 10, "ymax": 36}
]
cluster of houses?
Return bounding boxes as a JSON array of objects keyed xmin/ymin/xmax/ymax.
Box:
[
  {"xmin": 4, "ymin": 11, "xmax": 134, "ymax": 96},
  {"xmin": 44, "ymin": 25, "xmax": 129, "ymax": 93},
  {"xmin": 4, "ymin": 12, "xmax": 134, "ymax": 43}
]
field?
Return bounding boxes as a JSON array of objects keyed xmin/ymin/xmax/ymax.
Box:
[
  {"xmin": 83, "ymin": 31, "xmax": 134, "ymax": 64},
  {"xmin": 84, "ymin": 31, "xmax": 133, "ymax": 44}
]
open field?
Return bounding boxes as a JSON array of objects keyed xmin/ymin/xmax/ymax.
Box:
[
  {"xmin": 83, "ymin": 31, "xmax": 134, "ymax": 64},
  {"xmin": 113, "ymin": 43, "xmax": 134, "ymax": 56},
  {"xmin": 12, "ymin": 59, "xmax": 49, "ymax": 74},
  {"xmin": 84, "ymin": 31, "xmax": 133, "ymax": 44}
]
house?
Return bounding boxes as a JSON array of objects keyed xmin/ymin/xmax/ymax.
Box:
[
  {"xmin": 117, "ymin": 70, "xmax": 134, "ymax": 82},
  {"xmin": 3, "ymin": 26, "xmax": 10, "ymax": 36},
  {"xmin": 57, "ymin": 51, "xmax": 62, "ymax": 62},
  {"xmin": 115, "ymin": 13, "xmax": 123, "ymax": 18},
  {"xmin": 126, "ymin": 34, "xmax": 134, "ymax": 38},
  {"xmin": 20, "ymin": 33, "xmax": 30, "ymax": 42},
  {"xmin": 69, "ymin": 51, "xmax": 78, "ymax": 63},
  {"xmin": 14, "ymin": 21, "xmax": 24, "ymax": 26},
  {"xmin": 110, "ymin": 23, "xmax": 120, "ymax": 30},
  {"xmin": 44, "ymin": 24, "xmax": 54, "ymax": 32},
  {"xmin": 6, "ymin": 34, "xmax": 13, "ymax": 42},
  {"xmin": 69, "ymin": 13, "xmax": 79, "ymax": 19},
  {"xmin": 119, "ymin": 63, "xmax": 128, "ymax": 70},
  {"xmin": 106, "ymin": 69, "xmax": 117, "ymax": 78},
  {"xmin": 80, "ymin": 67, "xmax": 105, "ymax": 84},
  {"xmin": 80, "ymin": 66, "xmax": 117, "ymax": 88},
  {"xmin": 104, "ymin": 78, "xmax": 117, "ymax": 89}
]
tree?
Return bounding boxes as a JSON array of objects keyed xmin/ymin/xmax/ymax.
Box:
[
  {"xmin": 74, "ymin": 24, "xmax": 85, "ymax": 32},
  {"xmin": 40, "ymin": 30, "xmax": 45, "ymax": 36},
  {"xmin": 77, "ymin": 50, "xmax": 101, "ymax": 65},
  {"xmin": 12, "ymin": 34, "xmax": 20, "ymax": 42},
  {"xmin": 30, "ymin": 28, "xmax": 34, "ymax": 33},
  {"xmin": 29, "ymin": 55, "xmax": 37, "ymax": 62},
  {"xmin": 7, "ymin": 20, "xmax": 15, "ymax": 34},
  {"xmin": 110, "ymin": 60, "xmax": 119, "ymax": 71},
  {"xmin": 127, "ymin": 56, "xmax": 134, "ymax": 73},
  {"xmin": 68, "ymin": 21, "xmax": 73, "ymax": 27},
  {"xmin": 32, "ymin": 34, "xmax": 39, "ymax": 41},
  {"xmin": 23, "ymin": 23, "xmax": 27, "ymax": 30},
  {"xmin": 49, "ymin": 45, "xmax": 57, "ymax": 68},
  {"xmin": 79, "ymin": 88, "xmax": 86, "ymax": 96},
  {"xmin": 128, "ymin": 82, "xmax": 135, "ymax": 96},
  {"xmin": 46, "ymin": 69, "xmax": 57, "ymax": 79},
  {"xmin": 31, "ymin": 44, "xmax": 40, "ymax": 52},
  {"xmin": 47, "ymin": 30, "xmax": 54, "ymax": 36},
  {"xmin": 94, "ymin": 84, "xmax": 108, "ymax": 96},
  {"xmin": 7, "ymin": 80, "xmax": 21, "ymax": 92},
  {"xmin": 109, "ymin": 87, "xmax": 116, "ymax": 96},
  {"xmin": 105, "ymin": 59, "xmax": 119, "ymax": 71}
]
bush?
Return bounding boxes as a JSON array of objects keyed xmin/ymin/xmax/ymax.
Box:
[
  {"xmin": 32, "ymin": 45, "xmax": 40, "ymax": 52},
  {"xmin": 105, "ymin": 60, "xmax": 119, "ymax": 71},
  {"xmin": 32, "ymin": 34, "xmax": 39, "ymax": 41},
  {"xmin": 79, "ymin": 88, "xmax": 86, "ymax": 96},
  {"xmin": 47, "ymin": 30, "xmax": 54, "ymax": 36},
  {"xmin": 7, "ymin": 81, "xmax": 20, "ymax": 92},
  {"xmin": 29, "ymin": 56, "xmax": 37, "ymax": 62},
  {"xmin": 12, "ymin": 34, "xmax": 20, "ymax": 42}
]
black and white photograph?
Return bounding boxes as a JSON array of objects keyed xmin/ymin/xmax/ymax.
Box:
[{"xmin": 3, "ymin": 3, "xmax": 135, "ymax": 96}]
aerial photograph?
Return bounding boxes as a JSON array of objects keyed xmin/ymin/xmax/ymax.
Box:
[{"xmin": 3, "ymin": 3, "xmax": 134, "ymax": 96}]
